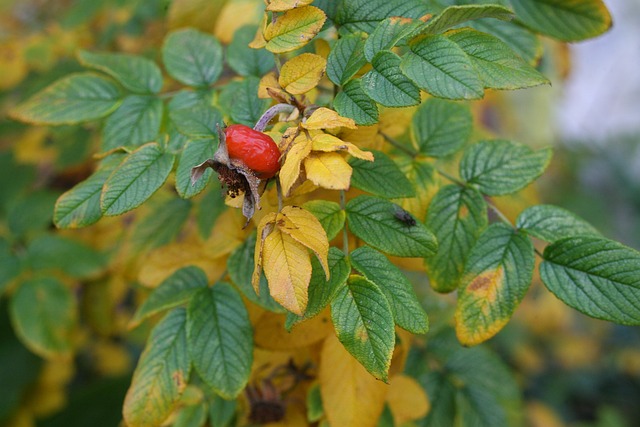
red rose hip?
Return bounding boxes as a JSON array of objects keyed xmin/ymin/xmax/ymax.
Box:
[{"xmin": 224, "ymin": 124, "xmax": 281, "ymax": 179}]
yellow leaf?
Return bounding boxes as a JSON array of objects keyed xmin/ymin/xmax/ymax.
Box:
[
  {"xmin": 278, "ymin": 53, "xmax": 326, "ymax": 95},
  {"xmin": 167, "ymin": 0, "xmax": 227, "ymax": 31},
  {"xmin": 266, "ymin": 0, "xmax": 314, "ymax": 12},
  {"xmin": 204, "ymin": 209, "xmax": 250, "ymax": 259},
  {"xmin": 258, "ymin": 71, "xmax": 282, "ymax": 99},
  {"xmin": 278, "ymin": 126, "xmax": 301, "ymax": 152},
  {"xmin": 214, "ymin": 0, "xmax": 263, "ymax": 43},
  {"xmin": 253, "ymin": 212, "xmax": 278, "ymax": 292},
  {"xmin": 262, "ymin": 228, "xmax": 312, "ymax": 315},
  {"xmin": 320, "ymin": 334, "xmax": 388, "ymax": 427},
  {"xmin": 312, "ymin": 133, "xmax": 374, "ymax": 161},
  {"xmin": 386, "ymin": 375, "xmax": 430, "ymax": 424},
  {"xmin": 303, "ymin": 107, "xmax": 357, "ymax": 130},
  {"xmin": 264, "ymin": 6, "xmax": 326, "ymax": 53},
  {"xmin": 277, "ymin": 206, "xmax": 329, "ymax": 277},
  {"xmin": 249, "ymin": 14, "xmax": 268, "ymax": 49},
  {"xmin": 339, "ymin": 124, "xmax": 383, "ymax": 151},
  {"xmin": 304, "ymin": 152, "xmax": 352, "ymax": 191},
  {"xmin": 254, "ymin": 310, "xmax": 332, "ymax": 350},
  {"xmin": 0, "ymin": 39, "xmax": 27, "ymax": 90},
  {"xmin": 379, "ymin": 106, "xmax": 417, "ymax": 139},
  {"xmin": 280, "ymin": 134, "xmax": 313, "ymax": 197}
]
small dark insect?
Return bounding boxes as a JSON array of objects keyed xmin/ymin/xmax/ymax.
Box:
[{"xmin": 394, "ymin": 207, "xmax": 417, "ymax": 227}]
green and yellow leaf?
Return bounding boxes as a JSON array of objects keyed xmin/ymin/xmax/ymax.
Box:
[
  {"xmin": 264, "ymin": 6, "xmax": 326, "ymax": 53},
  {"xmin": 278, "ymin": 53, "xmax": 326, "ymax": 95}
]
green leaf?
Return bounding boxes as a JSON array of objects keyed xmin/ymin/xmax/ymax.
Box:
[
  {"xmin": 7, "ymin": 190, "xmax": 59, "ymax": 239},
  {"xmin": 27, "ymin": 235, "xmax": 106, "ymax": 279},
  {"xmin": 447, "ymin": 28, "xmax": 549, "ymax": 90},
  {"xmin": 123, "ymin": 308, "xmax": 190, "ymax": 427},
  {"xmin": 401, "ymin": 35, "xmax": 484, "ymax": 100},
  {"xmin": 54, "ymin": 157, "xmax": 122, "ymax": 229},
  {"xmin": 10, "ymin": 73, "xmax": 121, "ymax": 125},
  {"xmin": 425, "ymin": 185, "xmax": 488, "ymax": 293},
  {"xmin": 362, "ymin": 51, "xmax": 420, "ymax": 107},
  {"xmin": 455, "ymin": 223, "xmax": 534, "ymax": 346},
  {"xmin": 326, "ymin": 33, "xmax": 367, "ymax": 86},
  {"xmin": 364, "ymin": 17, "xmax": 423, "ymax": 62},
  {"xmin": 334, "ymin": 0, "xmax": 429, "ymax": 35},
  {"xmin": 102, "ymin": 95, "xmax": 163, "ymax": 152},
  {"xmin": 197, "ymin": 190, "xmax": 227, "ymax": 239},
  {"xmin": 349, "ymin": 150, "xmax": 414, "ymax": 198},
  {"xmin": 334, "ymin": 79, "xmax": 379, "ymax": 126},
  {"xmin": 303, "ymin": 200, "xmax": 345, "ymax": 241},
  {"xmin": 307, "ymin": 383, "xmax": 323, "ymax": 422},
  {"xmin": 411, "ymin": 97, "xmax": 472, "ymax": 157},
  {"xmin": 78, "ymin": 50, "xmax": 163, "ymax": 94},
  {"xmin": 0, "ymin": 239, "xmax": 19, "ymax": 295},
  {"xmin": 162, "ymin": 28, "xmax": 223, "ymax": 87},
  {"xmin": 187, "ymin": 283, "xmax": 253, "ymax": 399},
  {"xmin": 227, "ymin": 234, "xmax": 286, "ymax": 313},
  {"xmin": 130, "ymin": 198, "xmax": 192, "ymax": 252},
  {"xmin": 511, "ymin": 0, "xmax": 612, "ymax": 42},
  {"xmin": 219, "ymin": 77, "xmax": 270, "ymax": 127},
  {"xmin": 330, "ymin": 275, "xmax": 395, "ymax": 381},
  {"xmin": 346, "ymin": 195, "xmax": 437, "ymax": 258},
  {"xmin": 286, "ymin": 247, "xmax": 350, "ymax": 330},
  {"xmin": 170, "ymin": 99, "xmax": 224, "ymax": 139},
  {"xmin": 131, "ymin": 267, "xmax": 208, "ymax": 328},
  {"xmin": 516, "ymin": 204, "xmax": 600, "ymax": 243},
  {"xmin": 418, "ymin": 4, "xmax": 514, "ymax": 35},
  {"xmin": 351, "ymin": 246, "xmax": 429, "ymax": 333},
  {"xmin": 9, "ymin": 277, "xmax": 76, "ymax": 358},
  {"xmin": 227, "ymin": 25, "xmax": 275, "ymax": 77},
  {"xmin": 176, "ymin": 138, "xmax": 216, "ymax": 198},
  {"xmin": 208, "ymin": 395, "xmax": 237, "ymax": 427},
  {"xmin": 174, "ymin": 403, "xmax": 208, "ymax": 427},
  {"xmin": 540, "ymin": 236, "xmax": 640, "ymax": 325},
  {"xmin": 470, "ymin": 19, "xmax": 542, "ymax": 65},
  {"xmin": 101, "ymin": 143, "xmax": 175, "ymax": 216},
  {"xmin": 460, "ymin": 139, "xmax": 552, "ymax": 196}
]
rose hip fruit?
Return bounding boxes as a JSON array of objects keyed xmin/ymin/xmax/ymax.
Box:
[{"xmin": 225, "ymin": 124, "xmax": 281, "ymax": 179}]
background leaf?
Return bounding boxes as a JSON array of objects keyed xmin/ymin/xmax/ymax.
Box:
[
  {"xmin": 460, "ymin": 139, "xmax": 552, "ymax": 196},
  {"xmin": 187, "ymin": 284, "xmax": 253, "ymax": 398},
  {"xmin": 511, "ymin": 0, "xmax": 612, "ymax": 42},
  {"xmin": 227, "ymin": 25, "xmax": 275, "ymax": 77},
  {"xmin": 351, "ymin": 246, "xmax": 429, "ymax": 333},
  {"xmin": 346, "ymin": 195, "xmax": 437, "ymax": 257},
  {"xmin": 123, "ymin": 308, "xmax": 190, "ymax": 427},
  {"xmin": 425, "ymin": 185, "xmax": 488, "ymax": 293},
  {"xmin": 540, "ymin": 236, "xmax": 640, "ymax": 325},
  {"xmin": 169, "ymin": 98, "xmax": 223, "ymax": 139},
  {"xmin": 27, "ymin": 235, "xmax": 106, "ymax": 279},
  {"xmin": 455, "ymin": 223, "xmax": 535, "ymax": 346},
  {"xmin": 101, "ymin": 143, "xmax": 175, "ymax": 216},
  {"xmin": 162, "ymin": 28, "xmax": 223, "ymax": 87},
  {"xmin": 411, "ymin": 97, "xmax": 473, "ymax": 157},
  {"xmin": 219, "ymin": 77, "xmax": 270, "ymax": 127},
  {"xmin": 9, "ymin": 277, "xmax": 76, "ymax": 358},
  {"xmin": 330, "ymin": 275, "xmax": 395, "ymax": 381},
  {"xmin": 349, "ymin": 150, "xmax": 415, "ymax": 199},
  {"xmin": 516, "ymin": 204, "xmax": 600, "ymax": 243},
  {"xmin": 10, "ymin": 73, "xmax": 121, "ymax": 125},
  {"xmin": 78, "ymin": 50, "xmax": 163, "ymax": 94}
]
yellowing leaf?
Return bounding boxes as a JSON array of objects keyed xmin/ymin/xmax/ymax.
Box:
[
  {"xmin": 278, "ymin": 126, "xmax": 301, "ymax": 152},
  {"xmin": 254, "ymin": 309, "xmax": 332, "ymax": 350},
  {"xmin": 312, "ymin": 133, "xmax": 374, "ymax": 161},
  {"xmin": 303, "ymin": 107, "xmax": 357, "ymax": 130},
  {"xmin": 264, "ymin": 6, "xmax": 326, "ymax": 53},
  {"xmin": 386, "ymin": 375, "xmax": 430, "ymax": 425},
  {"xmin": 167, "ymin": 0, "xmax": 227, "ymax": 31},
  {"xmin": 214, "ymin": 0, "xmax": 263, "ymax": 43},
  {"xmin": 262, "ymin": 228, "xmax": 312, "ymax": 315},
  {"xmin": 277, "ymin": 206, "xmax": 329, "ymax": 277},
  {"xmin": 339, "ymin": 124, "xmax": 382, "ymax": 151},
  {"xmin": 304, "ymin": 152, "xmax": 352, "ymax": 191},
  {"xmin": 320, "ymin": 334, "xmax": 387, "ymax": 427},
  {"xmin": 258, "ymin": 71, "xmax": 282, "ymax": 99},
  {"xmin": 0, "ymin": 39, "xmax": 27, "ymax": 90},
  {"xmin": 253, "ymin": 212, "xmax": 278, "ymax": 292},
  {"xmin": 280, "ymin": 134, "xmax": 313, "ymax": 197},
  {"xmin": 249, "ymin": 14, "xmax": 268, "ymax": 49},
  {"xmin": 266, "ymin": 0, "xmax": 314, "ymax": 12},
  {"xmin": 278, "ymin": 53, "xmax": 326, "ymax": 95}
]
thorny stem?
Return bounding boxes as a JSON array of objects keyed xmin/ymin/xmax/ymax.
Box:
[
  {"xmin": 254, "ymin": 103, "xmax": 297, "ymax": 132},
  {"xmin": 340, "ymin": 190, "xmax": 349, "ymax": 255},
  {"xmin": 276, "ymin": 178, "xmax": 283, "ymax": 211},
  {"xmin": 380, "ymin": 132, "xmax": 417, "ymax": 157}
]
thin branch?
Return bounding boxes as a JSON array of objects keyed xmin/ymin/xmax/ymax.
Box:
[
  {"xmin": 340, "ymin": 190, "xmax": 349, "ymax": 256},
  {"xmin": 380, "ymin": 132, "xmax": 417, "ymax": 157}
]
